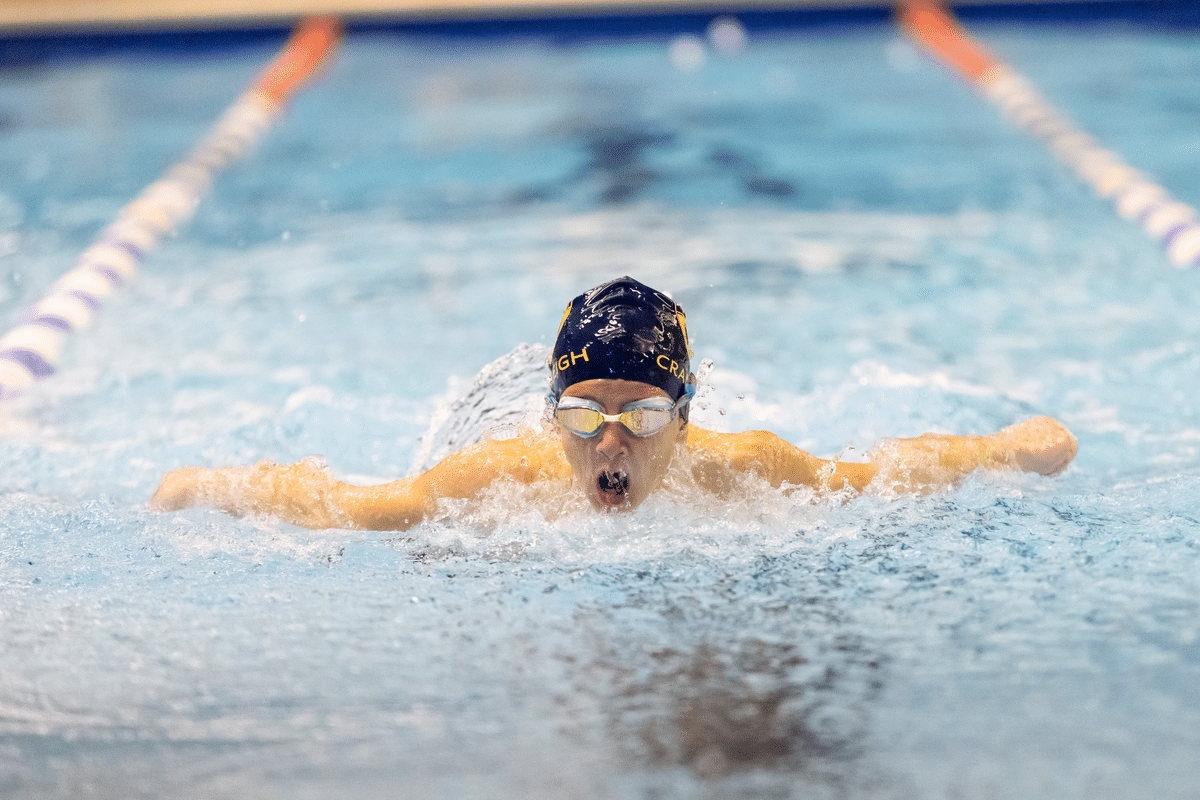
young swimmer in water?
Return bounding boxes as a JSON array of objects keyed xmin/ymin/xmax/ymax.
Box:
[{"xmin": 151, "ymin": 276, "xmax": 1078, "ymax": 530}]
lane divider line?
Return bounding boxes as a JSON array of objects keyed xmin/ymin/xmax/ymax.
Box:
[
  {"xmin": 897, "ymin": 0, "xmax": 1200, "ymax": 268},
  {"xmin": 0, "ymin": 16, "xmax": 343, "ymax": 400}
]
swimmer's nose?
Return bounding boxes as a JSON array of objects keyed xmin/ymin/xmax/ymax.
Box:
[{"xmin": 593, "ymin": 421, "xmax": 629, "ymax": 460}]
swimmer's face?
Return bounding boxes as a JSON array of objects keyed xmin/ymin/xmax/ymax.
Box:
[{"xmin": 557, "ymin": 379, "xmax": 687, "ymax": 512}]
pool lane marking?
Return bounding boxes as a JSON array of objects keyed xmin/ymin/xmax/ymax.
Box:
[
  {"xmin": 0, "ymin": 16, "xmax": 343, "ymax": 401},
  {"xmin": 897, "ymin": 0, "xmax": 1200, "ymax": 268}
]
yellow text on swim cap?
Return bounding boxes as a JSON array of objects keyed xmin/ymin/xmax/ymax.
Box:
[
  {"xmin": 656, "ymin": 354, "xmax": 687, "ymax": 383},
  {"xmin": 557, "ymin": 347, "xmax": 589, "ymax": 371}
]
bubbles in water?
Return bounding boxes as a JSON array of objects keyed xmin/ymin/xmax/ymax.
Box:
[
  {"xmin": 484, "ymin": 422, "xmax": 520, "ymax": 440},
  {"xmin": 300, "ymin": 454, "xmax": 329, "ymax": 471},
  {"xmin": 411, "ymin": 343, "xmax": 550, "ymax": 474},
  {"xmin": 693, "ymin": 357, "xmax": 717, "ymax": 413}
]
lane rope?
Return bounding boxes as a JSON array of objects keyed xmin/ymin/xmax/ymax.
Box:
[
  {"xmin": 0, "ymin": 16, "xmax": 343, "ymax": 400},
  {"xmin": 898, "ymin": 1, "xmax": 1200, "ymax": 268}
]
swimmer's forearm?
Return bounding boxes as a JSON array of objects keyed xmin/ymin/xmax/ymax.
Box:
[
  {"xmin": 867, "ymin": 416, "xmax": 1077, "ymax": 493},
  {"xmin": 149, "ymin": 459, "xmax": 351, "ymax": 528},
  {"xmin": 866, "ymin": 433, "xmax": 1008, "ymax": 493}
]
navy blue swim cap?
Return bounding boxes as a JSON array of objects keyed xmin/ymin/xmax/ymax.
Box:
[{"xmin": 549, "ymin": 276, "xmax": 692, "ymax": 400}]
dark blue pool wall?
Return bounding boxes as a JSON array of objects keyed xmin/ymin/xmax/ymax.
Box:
[{"xmin": 0, "ymin": 0, "xmax": 1197, "ymax": 67}]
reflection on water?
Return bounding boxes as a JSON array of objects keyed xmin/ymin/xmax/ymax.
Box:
[{"xmin": 606, "ymin": 638, "xmax": 878, "ymax": 776}]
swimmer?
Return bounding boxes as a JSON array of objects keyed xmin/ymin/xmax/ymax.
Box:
[{"xmin": 151, "ymin": 276, "xmax": 1078, "ymax": 530}]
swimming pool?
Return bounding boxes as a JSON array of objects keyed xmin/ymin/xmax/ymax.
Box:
[{"xmin": 1, "ymin": 10, "xmax": 1199, "ymax": 798}]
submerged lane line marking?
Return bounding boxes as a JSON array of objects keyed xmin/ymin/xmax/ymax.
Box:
[
  {"xmin": 897, "ymin": 0, "xmax": 1200, "ymax": 269},
  {"xmin": 0, "ymin": 16, "xmax": 343, "ymax": 401}
]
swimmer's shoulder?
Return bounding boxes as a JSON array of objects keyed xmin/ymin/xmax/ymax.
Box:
[
  {"xmin": 683, "ymin": 426, "xmax": 781, "ymax": 495},
  {"xmin": 685, "ymin": 425, "xmax": 784, "ymax": 471},
  {"xmin": 462, "ymin": 428, "xmax": 572, "ymax": 483},
  {"xmin": 686, "ymin": 426, "xmax": 822, "ymax": 489},
  {"xmin": 686, "ymin": 425, "xmax": 784, "ymax": 456}
]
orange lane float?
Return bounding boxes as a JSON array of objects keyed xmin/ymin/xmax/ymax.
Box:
[{"xmin": 898, "ymin": 0, "xmax": 1200, "ymax": 269}]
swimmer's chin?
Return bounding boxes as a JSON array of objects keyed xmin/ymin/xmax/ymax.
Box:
[{"xmin": 593, "ymin": 493, "xmax": 634, "ymax": 512}]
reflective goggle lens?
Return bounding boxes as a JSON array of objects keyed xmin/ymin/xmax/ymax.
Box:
[{"xmin": 555, "ymin": 399, "xmax": 676, "ymax": 438}]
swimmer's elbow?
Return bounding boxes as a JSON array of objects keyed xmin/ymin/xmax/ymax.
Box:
[
  {"xmin": 728, "ymin": 430, "xmax": 824, "ymax": 489},
  {"xmin": 832, "ymin": 461, "xmax": 875, "ymax": 493},
  {"xmin": 332, "ymin": 478, "xmax": 428, "ymax": 531},
  {"xmin": 759, "ymin": 432, "xmax": 869, "ymax": 492}
]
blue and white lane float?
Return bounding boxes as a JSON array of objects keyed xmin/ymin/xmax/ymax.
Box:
[
  {"xmin": 899, "ymin": 1, "xmax": 1200, "ymax": 269},
  {"xmin": 0, "ymin": 16, "xmax": 343, "ymax": 401}
]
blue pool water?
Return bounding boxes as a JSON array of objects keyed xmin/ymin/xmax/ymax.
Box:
[{"xmin": 2, "ymin": 13, "xmax": 1199, "ymax": 799}]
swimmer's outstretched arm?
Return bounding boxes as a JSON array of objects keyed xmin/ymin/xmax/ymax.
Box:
[
  {"xmin": 862, "ymin": 415, "xmax": 1077, "ymax": 493},
  {"xmin": 690, "ymin": 416, "xmax": 1077, "ymax": 494},
  {"xmin": 150, "ymin": 434, "xmax": 568, "ymax": 530}
]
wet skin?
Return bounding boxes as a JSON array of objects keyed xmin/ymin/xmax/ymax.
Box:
[{"xmin": 557, "ymin": 379, "xmax": 687, "ymax": 511}]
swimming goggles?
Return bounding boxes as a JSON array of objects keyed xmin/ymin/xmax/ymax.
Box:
[{"xmin": 552, "ymin": 385, "xmax": 695, "ymax": 438}]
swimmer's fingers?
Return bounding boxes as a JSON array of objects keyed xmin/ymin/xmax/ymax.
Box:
[
  {"xmin": 150, "ymin": 467, "xmax": 206, "ymax": 511},
  {"xmin": 1000, "ymin": 416, "xmax": 1079, "ymax": 476}
]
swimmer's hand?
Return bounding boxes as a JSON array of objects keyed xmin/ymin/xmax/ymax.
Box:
[
  {"xmin": 994, "ymin": 415, "xmax": 1078, "ymax": 476},
  {"xmin": 150, "ymin": 466, "xmax": 207, "ymax": 512},
  {"xmin": 150, "ymin": 458, "xmax": 351, "ymax": 529}
]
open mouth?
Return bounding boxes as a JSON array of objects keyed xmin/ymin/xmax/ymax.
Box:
[{"xmin": 597, "ymin": 469, "xmax": 629, "ymax": 506}]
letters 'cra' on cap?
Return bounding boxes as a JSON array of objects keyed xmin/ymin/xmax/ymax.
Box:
[{"xmin": 549, "ymin": 276, "xmax": 692, "ymax": 400}]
